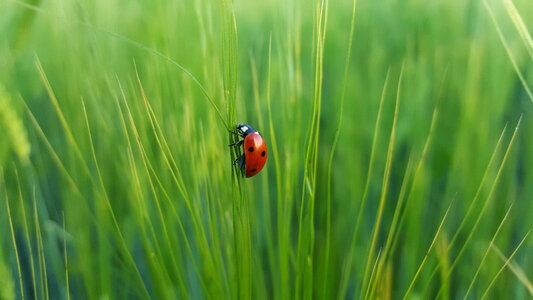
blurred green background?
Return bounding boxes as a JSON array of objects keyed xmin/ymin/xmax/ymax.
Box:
[{"xmin": 0, "ymin": 0, "xmax": 532, "ymax": 299}]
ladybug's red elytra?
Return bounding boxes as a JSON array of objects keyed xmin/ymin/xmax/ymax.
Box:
[{"xmin": 229, "ymin": 123, "xmax": 268, "ymax": 178}]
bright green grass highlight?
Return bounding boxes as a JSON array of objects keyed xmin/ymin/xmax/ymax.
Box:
[{"xmin": 1, "ymin": 0, "xmax": 533, "ymax": 299}]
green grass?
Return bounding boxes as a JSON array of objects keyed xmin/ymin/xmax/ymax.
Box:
[{"xmin": 1, "ymin": 0, "xmax": 532, "ymax": 299}]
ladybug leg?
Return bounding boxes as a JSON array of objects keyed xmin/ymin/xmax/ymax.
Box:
[
  {"xmin": 238, "ymin": 155, "xmax": 245, "ymax": 171},
  {"xmin": 229, "ymin": 130, "xmax": 241, "ymax": 136},
  {"xmin": 228, "ymin": 140, "xmax": 243, "ymax": 147},
  {"xmin": 233, "ymin": 155, "xmax": 245, "ymax": 171}
]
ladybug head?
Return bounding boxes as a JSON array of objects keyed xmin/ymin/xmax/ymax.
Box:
[{"xmin": 236, "ymin": 123, "xmax": 257, "ymax": 136}]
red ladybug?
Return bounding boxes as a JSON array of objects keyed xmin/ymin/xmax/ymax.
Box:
[{"xmin": 229, "ymin": 123, "xmax": 268, "ymax": 177}]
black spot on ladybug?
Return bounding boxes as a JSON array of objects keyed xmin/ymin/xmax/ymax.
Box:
[
  {"xmin": 251, "ymin": 169, "xmax": 256, "ymax": 173},
  {"xmin": 261, "ymin": 151, "xmax": 266, "ymax": 157},
  {"xmin": 248, "ymin": 147, "xmax": 254, "ymax": 152}
]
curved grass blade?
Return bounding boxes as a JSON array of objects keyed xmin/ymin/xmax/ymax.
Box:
[
  {"xmin": 4, "ymin": 179, "xmax": 25, "ymax": 300},
  {"xmin": 480, "ymin": 231, "xmax": 531, "ymax": 299},
  {"xmin": 359, "ymin": 63, "xmax": 404, "ymax": 300},
  {"xmin": 483, "ymin": 0, "xmax": 533, "ymax": 103},
  {"xmin": 402, "ymin": 198, "xmax": 454, "ymax": 300},
  {"xmin": 491, "ymin": 244, "xmax": 533, "ymax": 295},
  {"xmin": 463, "ymin": 204, "xmax": 514, "ymax": 299},
  {"xmin": 432, "ymin": 115, "xmax": 523, "ymax": 298},
  {"xmin": 337, "ymin": 69, "xmax": 390, "ymax": 300}
]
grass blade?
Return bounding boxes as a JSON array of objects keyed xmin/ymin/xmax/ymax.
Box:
[{"xmin": 480, "ymin": 231, "xmax": 531, "ymax": 299}]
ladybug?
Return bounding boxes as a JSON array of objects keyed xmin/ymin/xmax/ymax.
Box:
[{"xmin": 229, "ymin": 123, "xmax": 268, "ymax": 177}]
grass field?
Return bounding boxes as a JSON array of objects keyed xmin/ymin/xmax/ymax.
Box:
[{"xmin": 1, "ymin": 0, "xmax": 533, "ymax": 299}]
